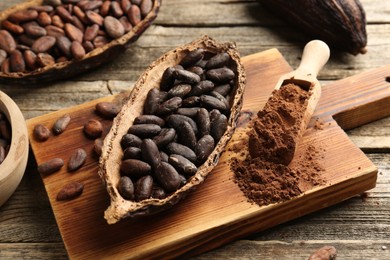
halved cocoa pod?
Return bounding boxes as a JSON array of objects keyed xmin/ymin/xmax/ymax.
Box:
[
  {"xmin": 98, "ymin": 35, "xmax": 246, "ymax": 224},
  {"xmin": 0, "ymin": 0, "xmax": 161, "ymax": 84}
]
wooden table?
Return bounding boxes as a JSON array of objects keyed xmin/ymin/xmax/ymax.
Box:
[{"xmin": 0, "ymin": 0, "xmax": 389, "ymax": 259}]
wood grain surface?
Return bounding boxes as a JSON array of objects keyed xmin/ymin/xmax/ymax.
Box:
[{"xmin": 0, "ymin": 0, "xmax": 390, "ymax": 259}]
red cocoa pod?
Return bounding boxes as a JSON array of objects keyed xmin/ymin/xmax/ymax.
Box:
[
  {"xmin": 67, "ymin": 148, "xmax": 87, "ymax": 172},
  {"xmin": 0, "ymin": 30, "xmax": 16, "ymax": 54},
  {"xmin": 56, "ymin": 6, "xmax": 74, "ymax": 23},
  {"xmin": 33, "ymin": 124, "xmax": 50, "ymax": 141},
  {"xmin": 37, "ymin": 12, "xmax": 52, "ymax": 27},
  {"xmin": 1, "ymin": 20, "xmax": 24, "ymax": 35},
  {"xmin": 127, "ymin": 5, "xmax": 141, "ymax": 26},
  {"xmin": 9, "ymin": 50, "xmax": 25, "ymax": 72},
  {"xmin": 37, "ymin": 158, "xmax": 64, "ymax": 175},
  {"xmin": 140, "ymin": 0, "xmax": 153, "ymax": 17},
  {"xmin": 56, "ymin": 181, "xmax": 84, "ymax": 201},
  {"xmin": 83, "ymin": 119, "xmax": 103, "ymax": 138},
  {"xmin": 111, "ymin": 1, "xmax": 124, "ymax": 17},
  {"xmin": 36, "ymin": 53, "xmax": 55, "ymax": 67},
  {"xmin": 64, "ymin": 23, "xmax": 84, "ymax": 43},
  {"xmin": 8, "ymin": 9, "xmax": 38, "ymax": 23},
  {"xmin": 85, "ymin": 10, "xmax": 104, "ymax": 26},
  {"xmin": 104, "ymin": 16, "xmax": 125, "ymax": 39},
  {"xmin": 32, "ymin": 36, "xmax": 56, "ymax": 53},
  {"xmin": 84, "ymin": 24, "xmax": 99, "ymax": 42},
  {"xmin": 45, "ymin": 25, "xmax": 65, "ymax": 37},
  {"xmin": 70, "ymin": 41, "xmax": 86, "ymax": 60}
]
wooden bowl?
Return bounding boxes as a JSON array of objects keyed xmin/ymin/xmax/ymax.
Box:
[{"xmin": 0, "ymin": 90, "xmax": 29, "ymax": 207}]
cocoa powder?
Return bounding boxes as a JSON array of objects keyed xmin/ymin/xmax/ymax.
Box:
[{"xmin": 231, "ymin": 83, "xmax": 325, "ymax": 206}]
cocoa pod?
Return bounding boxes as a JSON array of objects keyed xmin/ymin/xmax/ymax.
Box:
[{"xmin": 258, "ymin": 0, "xmax": 367, "ymax": 55}]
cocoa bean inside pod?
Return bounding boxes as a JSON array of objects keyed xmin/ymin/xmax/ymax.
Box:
[
  {"xmin": 0, "ymin": 0, "xmax": 161, "ymax": 84},
  {"xmin": 98, "ymin": 35, "xmax": 246, "ymax": 224}
]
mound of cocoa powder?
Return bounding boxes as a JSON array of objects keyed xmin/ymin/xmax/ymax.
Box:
[{"xmin": 231, "ymin": 83, "xmax": 325, "ymax": 206}]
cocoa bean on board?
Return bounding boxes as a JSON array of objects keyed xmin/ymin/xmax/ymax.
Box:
[
  {"xmin": 52, "ymin": 114, "xmax": 71, "ymax": 135},
  {"xmin": 37, "ymin": 158, "xmax": 64, "ymax": 175},
  {"xmin": 33, "ymin": 124, "xmax": 50, "ymax": 141},
  {"xmin": 56, "ymin": 181, "xmax": 84, "ymax": 201},
  {"xmin": 67, "ymin": 148, "xmax": 87, "ymax": 172}
]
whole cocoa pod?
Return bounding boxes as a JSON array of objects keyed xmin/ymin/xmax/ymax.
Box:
[{"xmin": 258, "ymin": 0, "xmax": 367, "ymax": 55}]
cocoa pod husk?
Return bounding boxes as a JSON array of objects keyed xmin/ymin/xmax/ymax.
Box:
[
  {"xmin": 98, "ymin": 35, "xmax": 246, "ymax": 224},
  {"xmin": 258, "ymin": 0, "xmax": 367, "ymax": 55}
]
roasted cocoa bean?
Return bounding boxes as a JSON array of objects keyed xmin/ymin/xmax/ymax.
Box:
[
  {"xmin": 209, "ymin": 91, "xmax": 229, "ymax": 112},
  {"xmin": 206, "ymin": 67, "xmax": 235, "ymax": 83},
  {"xmin": 70, "ymin": 40, "xmax": 86, "ymax": 60},
  {"xmin": 195, "ymin": 134, "xmax": 215, "ymax": 164},
  {"xmin": 152, "ymin": 186, "xmax": 166, "ymax": 199},
  {"xmin": 197, "ymin": 108, "xmax": 210, "ymax": 136},
  {"xmin": 82, "ymin": 41, "xmax": 94, "ymax": 53},
  {"xmin": 72, "ymin": 16, "xmax": 85, "ymax": 32},
  {"xmin": 121, "ymin": 0, "xmax": 132, "ymax": 12},
  {"xmin": 121, "ymin": 159, "xmax": 152, "ymax": 178},
  {"xmin": 67, "ymin": 148, "xmax": 87, "ymax": 171},
  {"xmin": 167, "ymin": 83, "xmax": 192, "ymax": 98},
  {"xmin": 95, "ymin": 102, "xmax": 120, "ymax": 119},
  {"xmin": 182, "ymin": 96, "xmax": 200, "ymax": 107},
  {"xmin": 205, "ymin": 52, "xmax": 230, "ymax": 69},
  {"xmin": 160, "ymin": 67, "xmax": 176, "ymax": 91},
  {"xmin": 0, "ymin": 30, "xmax": 16, "ymax": 54},
  {"xmin": 32, "ymin": 36, "xmax": 56, "ymax": 54},
  {"xmin": 153, "ymin": 128, "xmax": 176, "ymax": 148},
  {"xmin": 167, "ymin": 114, "xmax": 198, "ymax": 136},
  {"xmin": 173, "ymin": 69, "xmax": 201, "ymax": 84},
  {"xmin": 56, "ymin": 181, "xmax": 84, "ymax": 201},
  {"xmin": 83, "ymin": 119, "xmax": 103, "ymax": 138},
  {"xmin": 213, "ymin": 84, "xmax": 231, "ymax": 96},
  {"xmin": 176, "ymin": 107, "xmax": 199, "ymax": 118},
  {"xmin": 120, "ymin": 133, "xmax": 142, "ymax": 149},
  {"xmin": 186, "ymin": 66, "xmax": 204, "ymax": 77},
  {"xmin": 166, "ymin": 142, "xmax": 197, "ymax": 163},
  {"xmin": 37, "ymin": 53, "xmax": 55, "ymax": 67},
  {"xmin": 104, "ymin": 16, "xmax": 125, "ymax": 39},
  {"xmin": 118, "ymin": 176, "xmax": 134, "ymax": 200},
  {"xmin": 177, "ymin": 121, "xmax": 196, "ymax": 150},
  {"xmin": 180, "ymin": 48, "xmax": 204, "ymax": 68},
  {"xmin": 169, "ymin": 154, "xmax": 197, "ymax": 176},
  {"xmin": 134, "ymin": 115, "xmax": 165, "ymax": 126},
  {"xmin": 141, "ymin": 138, "xmax": 161, "ymax": 169},
  {"xmin": 188, "ymin": 80, "xmax": 214, "ymax": 96},
  {"xmin": 45, "ymin": 0, "xmax": 62, "ymax": 7},
  {"xmin": 23, "ymin": 22, "xmax": 47, "ymax": 38},
  {"xmin": 128, "ymin": 124, "xmax": 161, "ymax": 138},
  {"xmin": 8, "ymin": 10, "xmax": 38, "ymax": 23},
  {"xmin": 9, "ymin": 50, "xmax": 25, "ymax": 72},
  {"xmin": 160, "ymin": 151, "xmax": 169, "ymax": 162},
  {"xmin": 94, "ymin": 137, "xmax": 103, "ymax": 156},
  {"xmin": 134, "ymin": 175, "xmax": 153, "ymax": 201},
  {"xmin": 210, "ymin": 114, "xmax": 228, "ymax": 142},
  {"xmin": 154, "ymin": 162, "xmax": 181, "ymax": 192},
  {"xmin": 156, "ymin": 97, "xmax": 182, "ymax": 116},
  {"xmin": 127, "ymin": 5, "xmax": 141, "ymax": 26},
  {"xmin": 123, "ymin": 146, "xmax": 142, "ymax": 160},
  {"xmin": 144, "ymin": 88, "xmax": 161, "ymax": 115},
  {"xmin": 37, "ymin": 158, "xmax": 64, "ymax": 175},
  {"xmin": 52, "ymin": 114, "xmax": 71, "ymax": 135},
  {"xmin": 33, "ymin": 124, "xmax": 51, "ymax": 141},
  {"xmin": 64, "ymin": 23, "xmax": 83, "ymax": 43},
  {"xmin": 200, "ymin": 94, "xmax": 228, "ymax": 112}
]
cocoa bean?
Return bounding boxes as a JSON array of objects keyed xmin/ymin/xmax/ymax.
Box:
[
  {"xmin": 0, "ymin": 50, "xmax": 7, "ymax": 67},
  {"xmin": 0, "ymin": 146, "xmax": 5, "ymax": 164},
  {"xmin": 94, "ymin": 137, "xmax": 103, "ymax": 156},
  {"xmin": 119, "ymin": 16, "xmax": 133, "ymax": 33},
  {"xmin": 70, "ymin": 40, "xmax": 86, "ymax": 60},
  {"xmin": 51, "ymin": 15, "xmax": 65, "ymax": 28},
  {"xmin": 160, "ymin": 151, "xmax": 169, "ymax": 162},
  {"xmin": 64, "ymin": 23, "xmax": 83, "ymax": 43},
  {"xmin": 1, "ymin": 20, "xmax": 24, "ymax": 35},
  {"xmin": 144, "ymin": 88, "xmax": 161, "ymax": 114},
  {"xmin": 56, "ymin": 36, "xmax": 72, "ymax": 57},
  {"xmin": 85, "ymin": 10, "xmax": 104, "ymax": 26},
  {"xmin": 131, "ymin": 0, "xmax": 142, "ymax": 5},
  {"xmin": 121, "ymin": 0, "xmax": 132, "ymax": 12},
  {"xmin": 197, "ymin": 108, "xmax": 210, "ymax": 136},
  {"xmin": 92, "ymin": 35, "xmax": 108, "ymax": 48},
  {"xmin": 173, "ymin": 69, "xmax": 201, "ymax": 84},
  {"xmin": 79, "ymin": 0, "xmax": 103, "ymax": 11},
  {"xmin": 195, "ymin": 134, "xmax": 215, "ymax": 164},
  {"xmin": 141, "ymin": 138, "xmax": 161, "ymax": 169},
  {"xmin": 209, "ymin": 91, "xmax": 230, "ymax": 112},
  {"xmin": 37, "ymin": 158, "xmax": 64, "ymax": 175},
  {"xmin": 56, "ymin": 181, "xmax": 84, "ymax": 201},
  {"xmin": 134, "ymin": 115, "xmax": 165, "ymax": 126},
  {"xmin": 209, "ymin": 109, "xmax": 221, "ymax": 123},
  {"xmin": 206, "ymin": 67, "xmax": 235, "ymax": 83},
  {"xmin": 188, "ymin": 80, "xmax": 214, "ymax": 96},
  {"xmin": 45, "ymin": 25, "xmax": 65, "ymax": 37},
  {"xmin": 123, "ymin": 146, "xmax": 142, "ymax": 160},
  {"xmin": 205, "ymin": 52, "xmax": 230, "ymax": 69},
  {"xmin": 32, "ymin": 36, "xmax": 56, "ymax": 53},
  {"xmin": 28, "ymin": 5, "xmax": 54, "ymax": 13},
  {"xmin": 140, "ymin": 0, "xmax": 153, "ymax": 17},
  {"xmin": 182, "ymin": 96, "xmax": 200, "ymax": 107},
  {"xmin": 152, "ymin": 186, "xmax": 166, "ymax": 199},
  {"xmin": 154, "ymin": 162, "xmax": 181, "ymax": 192},
  {"xmin": 95, "ymin": 102, "xmax": 120, "ymax": 119},
  {"xmin": 37, "ymin": 12, "xmax": 52, "ymax": 27},
  {"xmin": 1, "ymin": 58, "xmax": 10, "ymax": 73},
  {"xmin": 111, "ymin": 1, "xmax": 124, "ymax": 17},
  {"xmin": 56, "ymin": 6, "xmax": 74, "ymax": 23},
  {"xmin": 213, "ymin": 84, "xmax": 231, "ymax": 96},
  {"xmin": 120, "ymin": 133, "xmax": 142, "ymax": 149},
  {"xmin": 104, "ymin": 16, "xmax": 125, "ymax": 39},
  {"xmin": 128, "ymin": 123, "xmax": 161, "ymax": 138},
  {"xmin": 100, "ymin": 1, "xmax": 111, "ymax": 17},
  {"xmin": 127, "ymin": 5, "xmax": 141, "ymax": 26},
  {"xmin": 84, "ymin": 24, "xmax": 99, "ymax": 41},
  {"xmin": 0, "ymin": 30, "xmax": 16, "ymax": 54},
  {"xmin": 9, "ymin": 50, "xmax": 25, "ymax": 73},
  {"xmin": 71, "ymin": 15, "xmax": 85, "ymax": 32},
  {"xmin": 186, "ymin": 66, "xmax": 204, "ymax": 77},
  {"xmin": 73, "ymin": 6, "xmax": 90, "ymax": 24},
  {"xmin": 167, "ymin": 83, "xmax": 192, "ymax": 98},
  {"xmin": 67, "ymin": 148, "xmax": 87, "ymax": 172},
  {"xmin": 83, "ymin": 119, "xmax": 103, "ymax": 138},
  {"xmin": 180, "ymin": 48, "xmax": 204, "ymax": 68},
  {"xmin": 153, "ymin": 128, "xmax": 176, "ymax": 148},
  {"xmin": 160, "ymin": 67, "xmax": 176, "ymax": 91},
  {"xmin": 118, "ymin": 176, "xmax": 134, "ymax": 200},
  {"xmin": 176, "ymin": 107, "xmax": 200, "ymax": 118},
  {"xmin": 177, "ymin": 121, "xmax": 196, "ymax": 150},
  {"xmin": 52, "ymin": 114, "xmax": 71, "ymax": 135},
  {"xmin": 210, "ymin": 114, "xmax": 227, "ymax": 142},
  {"xmin": 156, "ymin": 96, "xmax": 182, "ymax": 116},
  {"xmin": 33, "ymin": 124, "xmax": 50, "ymax": 142},
  {"xmin": 200, "ymin": 94, "xmax": 228, "ymax": 112},
  {"xmin": 120, "ymin": 159, "xmax": 151, "ymax": 178},
  {"xmin": 167, "ymin": 114, "xmax": 198, "ymax": 136},
  {"xmin": 36, "ymin": 53, "xmax": 55, "ymax": 67},
  {"xmin": 45, "ymin": 0, "xmax": 62, "ymax": 7},
  {"xmin": 134, "ymin": 175, "xmax": 153, "ymax": 201},
  {"xmin": 166, "ymin": 142, "xmax": 197, "ymax": 163},
  {"xmin": 169, "ymin": 154, "xmax": 197, "ymax": 176},
  {"xmin": 8, "ymin": 10, "xmax": 38, "ymax": 23},
  {"xmin": 82, "ymin": 41, "xmax": 94, "ymax": 53}
]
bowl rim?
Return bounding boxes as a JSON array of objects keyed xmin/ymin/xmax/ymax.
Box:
[{"xmin": 0, "ymin": 90, "xmax": 29, "ymax": 182}]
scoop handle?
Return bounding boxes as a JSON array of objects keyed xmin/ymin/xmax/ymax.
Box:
[{"xmin": 296, "ymin": 40, "xmax": 330, "ymax": 78}]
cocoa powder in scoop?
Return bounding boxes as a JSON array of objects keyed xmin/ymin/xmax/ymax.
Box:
[{"xmin": 231, "ymin": 83, "xmax": 325, "ymax": 206}]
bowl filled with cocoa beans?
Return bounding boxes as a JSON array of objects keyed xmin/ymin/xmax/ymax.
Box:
[
  {"xmin": 0, "ymin": 0, "xmax": 161, "ymax": 84},
  {"xmin": 0, "ymin": 90, "xmax": 29, "ymax": 207}
]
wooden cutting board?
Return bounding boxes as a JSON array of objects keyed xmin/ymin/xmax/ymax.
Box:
[{"xmin": 26, "ymin": 48, "xmax": 390, "ymax": 259}]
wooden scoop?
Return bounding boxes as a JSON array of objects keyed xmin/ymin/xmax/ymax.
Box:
[{"xmin": 249, "ymin": 40, "xmax": 330, "ymax": 166}]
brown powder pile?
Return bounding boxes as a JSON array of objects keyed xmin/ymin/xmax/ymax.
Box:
[{"xmin": 231, "ymin": 83, "xmax": 325, "ymax": 206}]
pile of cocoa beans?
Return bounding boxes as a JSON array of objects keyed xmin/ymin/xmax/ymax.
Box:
[
  {"xmin": 117, "ymin": 48, "xmax": 236, "ymax": 201},
  {"xmin": 0, "ymin": 0, "xmax": 153, "ymax": 73}
]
